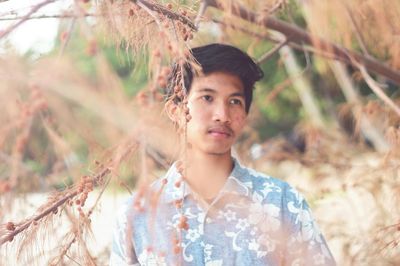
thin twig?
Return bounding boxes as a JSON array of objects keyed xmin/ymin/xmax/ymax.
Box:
[
  {"xmin": 0, "ymin": 13, "xmax": 97, "ymax": 21},
  {"xmin": 135, "ymin": 0, "xmax": 196, "ymax": 31},
  {"xmin": 358, "ymin": 64, "xmax": 400, "ymax": 117},
  {"xmin": 264, "ymin": 75, "xmax": 293, "ymax": 103},
  {"xmin": 257, "ymin": 38, "xmax": 288, "ymax": 64},
  {"xmin": 342, "ymin": 3, "xmax": 370, "ymax": 57},
  {"xmin": 261, "ymin": 0, "xmax": 284, "ymax": 15},
  {"xmin": 264, "ymin": 43, "xmax": 311, "ymax": 103},
  {"xmin": 0, "ymin": 0, "xmax": 57, "ymax": 39},
  {"xmin": 146, "ymin": 146, "xmax": 169, "ymax": 169},
  {"xmin": 194, "ymin": 0, "xmax": 209, "ymax": 28},
  {"xmin": 58, "ymin": 17, "xmax": 76, "ymax": 58},
  {"xmin": 136, "ymin": 0, "xmax": 162, "ymax": 28}
]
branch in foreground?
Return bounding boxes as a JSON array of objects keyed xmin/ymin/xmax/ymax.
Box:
[
  {"xmin": 135, "ymin": 0, "xmax": 196, "ymax": 31},
  {"xmin": 207, "ymin": 0, "xmax": 400, "ymax": 85},
  {"xmin": 0, "ymin": 13, "xmax": 97, "ymax": 21},
  {"xmin": 0, "ymin": 138, "xmax": 138, "ymax": 247},
  {"xmin": 0, "ymin": 167, "xmax": 110, "ymax": 246},
  {"xmin": 0, "ymin": 0, "xmax": 57, "ymax": 39}
]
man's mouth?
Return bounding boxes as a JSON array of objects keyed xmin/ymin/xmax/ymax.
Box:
[{"xmin": 207, "ymin": 126, "xmax": 233, "ymax": 137}]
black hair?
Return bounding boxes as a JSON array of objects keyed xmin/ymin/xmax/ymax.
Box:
[{"xmin": 166, "ymin": 43, "xmax": 264, "ymax": 113}]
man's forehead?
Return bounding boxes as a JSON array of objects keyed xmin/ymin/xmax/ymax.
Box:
[{"xmin": 191, "ymin": 72, "xmax": 244, "ymax": 94}]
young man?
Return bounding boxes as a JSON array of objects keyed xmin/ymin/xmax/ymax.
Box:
[{"xmin": 110, "ymin": 43, "xmax": 336, "ymax": 265}]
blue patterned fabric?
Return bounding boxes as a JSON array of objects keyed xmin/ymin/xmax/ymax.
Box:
[{"xmin": 110, "ymin": 159, "xmax": 336, "ymax": 265}]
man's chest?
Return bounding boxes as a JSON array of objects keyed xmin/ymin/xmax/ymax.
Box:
[{"xmin": 131, "ymin": 195, "xmax": 285, "ymax": 265}]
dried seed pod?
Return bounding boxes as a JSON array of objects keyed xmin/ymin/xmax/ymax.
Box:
[
  {"xmin": 153, "ymin": 50, "xmax": 161, "ymax": 57},
  {"xmin": 161, "ymin": 66, "xmax": 171, "ymax": 76},
  {"xmin": 174, "ymin": 199, "xmax": 183, "ymax": 208},
  {"xmin": 6, "ymin": 222, "xmax": 15, "ymax": 231},
  {"xmin": 154, "ymin": 91, "xmax": 164, "ymax": 102},
  {"xmin": 164, "ymin": 21, "xmax": 169, "ymax": 29},
  {"xmin": 60, "ymin": 31, "xmax": 69, "ymax": 42},
  {"xmin": 136, "ymin": 90, "xmax": 148, "ymax": 106},
  {"xmin": 174, "ymin": 85, "xmax": 181, "ymax": 93},
  {"xmin": 158, "ymin": 78, "xmax": 167, "ymax": 88},
  {"xmin": 86, "ymin": 40, "xmax": 97, "ymax": 56},
  {"xmin": 173, "ymin": 245, "xmax": 181, "ymax": 254},
  {"xmin": 178, "ymin": 215, "xmax": 189, "ymax": 230},
  {"xmin": 177, "ymin": 164, "xmax": 184, "ymax": 174},
  {"xmin": 167, "ymin": 43, "xmax": 173, "ymax": 51}
]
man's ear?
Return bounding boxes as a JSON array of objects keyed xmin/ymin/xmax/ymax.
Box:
[{"xmin": 165, "ymin": 100, "xmax": 180, "ymax": 123}]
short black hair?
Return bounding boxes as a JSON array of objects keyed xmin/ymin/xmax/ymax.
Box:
[{"xmin": 166, "ymin": 43, "xmax": 264, "ymax": 113}]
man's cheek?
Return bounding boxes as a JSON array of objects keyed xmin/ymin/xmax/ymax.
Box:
[{"xmin": 232, "ymin": 113, "xmax": 246, "ymax": 125}]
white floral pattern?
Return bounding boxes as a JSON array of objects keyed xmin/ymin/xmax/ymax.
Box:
[
  {"xmin": 137, "ymin": 249, "xmax": 167, "ymax": 266},
  {"xmin": 110, "ymin": 159, "xmax": 336, "ymax": 266}
]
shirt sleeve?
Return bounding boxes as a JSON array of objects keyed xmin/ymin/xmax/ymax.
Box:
[
  {"xmin": 283, "ymin": 188, "xmax": 336, "ymax": 266},
  {"xmin": 109, "ymin": 200, "xmax": 140, "ymax": 266}
]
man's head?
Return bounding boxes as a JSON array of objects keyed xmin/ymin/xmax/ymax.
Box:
[
  {"xmin": 166, "ymin": 43, "xmax": 263, "ymax": 113},
  {"xmin": 166, "ymin": 43, "xmax": 263, "ymax": 156}
]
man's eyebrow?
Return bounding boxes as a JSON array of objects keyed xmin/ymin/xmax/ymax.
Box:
[
  {"xmin": 196, "ymin": 88, "xmax": 216, "ymax": 93},
  {"xmin": 230, "ymin": 92, "xmax": 245, "ymax": 97}
]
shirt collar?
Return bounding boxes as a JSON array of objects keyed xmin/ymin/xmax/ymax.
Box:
[{"xmin": 162, "ymin": 158, "xmax": 254, "ymax": 204}]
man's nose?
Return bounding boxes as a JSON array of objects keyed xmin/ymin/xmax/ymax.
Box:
[{"xmin": 213, "ymin": 102, "xmax": 231, "ymax": 123}]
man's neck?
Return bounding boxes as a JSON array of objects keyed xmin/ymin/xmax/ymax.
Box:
[{"xmin": 184, "ymin": 150, "xmax": 233, "ymax": 200}]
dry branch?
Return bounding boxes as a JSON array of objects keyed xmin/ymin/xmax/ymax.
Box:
[
  {"xmin": 135, "ymin": 0, "xmax": 196, "ymax": 31},
  {"xmin": 207, "ymin": 0, "xmax": 400, "ymax": 84},
  {"xmin": 0, "ymin": 167, "xmax": 110, "ymax": 246},
  {"xmin": 257, "ymin": 38, "xmax": 288, "ymax": 64},
  {"xmin": 0, "ymin": 0, "xmax": 57, "ymax": 39},
  {"xmin": 0, "ymin": 12, "xmax": 99, "ymax": 21}
]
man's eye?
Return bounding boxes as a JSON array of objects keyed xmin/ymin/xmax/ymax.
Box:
[
  {"xmin": 230, "ymin": 99, "xmax": 243, "ymax": 105},
  {"xmin": 202, "ymin": 95, "xmax": 213, "ymax": 102}
]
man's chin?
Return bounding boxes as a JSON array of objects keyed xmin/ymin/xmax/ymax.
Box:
[{"xmin": 204, "ymin": 147, "xmax": 231, "ymax": 156}]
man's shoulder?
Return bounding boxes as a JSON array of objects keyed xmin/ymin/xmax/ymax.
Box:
[
  {"xmin": 235, "ymin": 162, "xmax": 288, "ymax": 190},
  {"xmin": 235, "ymin": 163, "xmax": 305, "ymax": 204}
]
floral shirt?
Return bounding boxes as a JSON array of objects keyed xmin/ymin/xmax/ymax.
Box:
[{"xmin": 110, "ymin": 159, "xmax": 336, "ymax": 266}]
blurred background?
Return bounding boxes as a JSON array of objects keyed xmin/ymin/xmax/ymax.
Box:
[{"xmin": 0, "ymin": 0, "xmax": 399, "ymax": 265}]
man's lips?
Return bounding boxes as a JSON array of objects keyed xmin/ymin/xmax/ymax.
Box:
[{"xmin": 207, "ymin": 126, "xmax": 233, "ymax": 137}]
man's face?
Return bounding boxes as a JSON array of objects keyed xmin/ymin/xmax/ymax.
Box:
[{"xmin": 185, "ymin": 71, "xmax": 247, "ymax": 156}]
